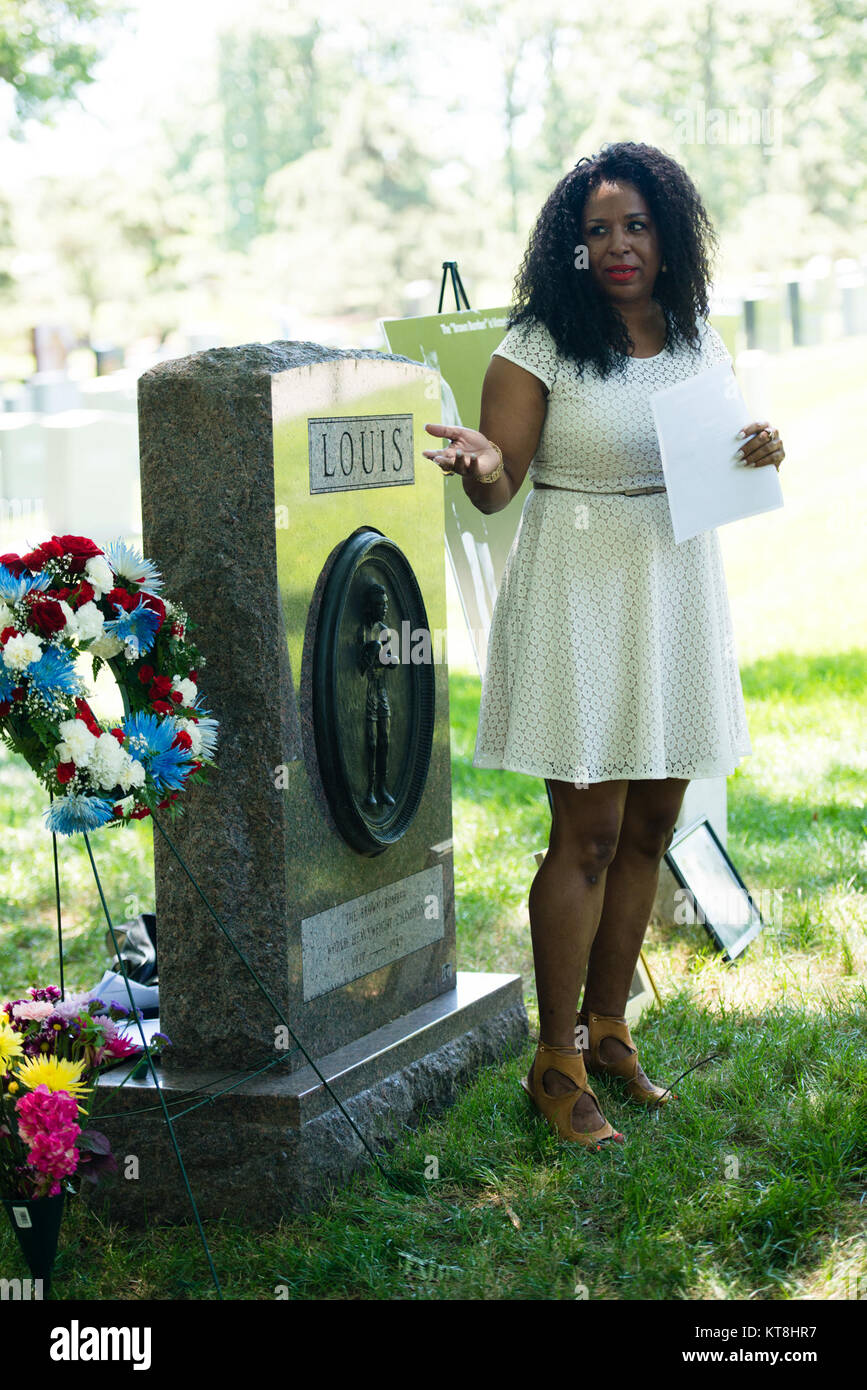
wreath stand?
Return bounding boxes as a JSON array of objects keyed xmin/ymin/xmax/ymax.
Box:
[{"xmin": 46, "ymin": 789, "xmax": 388, "ymax": 1300}]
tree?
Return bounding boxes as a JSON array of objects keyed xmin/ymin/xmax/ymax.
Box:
[{"xmin": 0, "ymin": 0, "xmax": 126, "ymax": 130}]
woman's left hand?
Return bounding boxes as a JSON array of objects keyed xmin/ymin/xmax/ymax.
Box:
[{"xmin": 737, "ymin": 421, "xmax": 785, "ymax": 471}]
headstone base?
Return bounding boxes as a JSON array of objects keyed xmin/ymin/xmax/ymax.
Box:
[{"xmin": 88, "ymin": 972, "xmax": 527, "ymax": 1227}]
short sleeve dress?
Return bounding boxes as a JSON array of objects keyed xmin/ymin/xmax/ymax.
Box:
[{"xmin": 472, "ymin": 315, "xmax": 753, "ymax": 784}]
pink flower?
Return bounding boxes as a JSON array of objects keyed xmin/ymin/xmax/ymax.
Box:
[
  {"xmin": 105, "ymin": 1033, "xmax": 141, "ymax": 1059},
  {"xmin": 12, "ymin": 1001, "xmax": 55, "ymax": 1022},
  {"xmin": 91, "ymin": 1014, "xmax": 119, "ymax": 1040},
  {"xmin": 15, "ymin": 1086, "xmax": 81, "ymax": 1193}
]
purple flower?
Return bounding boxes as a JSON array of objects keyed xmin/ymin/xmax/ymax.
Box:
[{"xmin": 26, "ymin": 986, "xmax": 62, "ymax": 1003}]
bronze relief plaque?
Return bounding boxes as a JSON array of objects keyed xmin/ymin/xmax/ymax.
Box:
[{"xmin": 312, "ymin": 527, "xmax": 435, "ymax": 856}]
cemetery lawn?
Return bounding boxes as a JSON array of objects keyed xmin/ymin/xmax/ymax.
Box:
[{"xmin": 1, "ymin": 337, "xmax": 865, "ymax": 1299}]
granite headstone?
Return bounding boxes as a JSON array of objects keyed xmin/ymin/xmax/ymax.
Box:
[{"xmin": 93, "ymin": 340, "xmax": 526, "ymax": 1224}]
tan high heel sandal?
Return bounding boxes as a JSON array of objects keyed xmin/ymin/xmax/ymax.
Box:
[
  {"xmin": 577, "ymin": 1009, "xmax": 672, "ymax": 1105},
  {"xmin": 521, "ymin": 1041, "xmax": 625, "ymax": 1148}
]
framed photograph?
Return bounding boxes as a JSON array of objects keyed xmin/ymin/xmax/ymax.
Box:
[
  {"xmin": 664, "ymin": 816, "xmax": 765, "ymax": 961},
  {"xmin": 625, "ymin": 950, "xmax": 660, "ymax": 1025}
]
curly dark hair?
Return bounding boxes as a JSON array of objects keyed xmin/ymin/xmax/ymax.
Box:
[{"xmin": 507, "ymin": 141, "xmax": 718, "ymax": 379}]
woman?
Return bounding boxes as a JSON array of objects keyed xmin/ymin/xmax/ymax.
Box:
[{"xmin": 422, "ymin": 142, "xmax": 784, "ymax": 1149}]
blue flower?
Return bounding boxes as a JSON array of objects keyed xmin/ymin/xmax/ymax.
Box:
[
  {"xmin": 122, "ymin": 710, "xmax": 171, "ymax": 759},
  {"xmin": 148, "ymin": 743, "xmax": 193, "ymax": 792},
  {"xmin": 44, "ymin": 793, "xmax": 116, "ymax": 836},
  {"xmin": 0, "ymin": 566, "xmax": 53, "ymax": 604},
  {"xmin": 102, "ymin": 541, "xmax": 164, "ymax": 594},
  {"xmin": 121, "ymin": 709, "xmax": 194, "ymax": 791},
  {"xmin": 104, "ymin": 599, "xmax": 161, "ymax": 656},
  {"xmin": 28, "ymin": 646, "xmax": 85, "ymax": 702}
]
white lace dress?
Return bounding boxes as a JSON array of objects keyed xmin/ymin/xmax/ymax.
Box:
[{"xmin": 472, "ymin": 315, "xmax": 753, "ymax": 784}]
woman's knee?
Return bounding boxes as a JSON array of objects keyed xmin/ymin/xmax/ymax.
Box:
[
  {"xmin": 620, "ymin": 810, "xmax": 678, "ymax": 861},
  {"xmin": 547, "ymin": 780, "xmax": 625, "ymax": 882}
]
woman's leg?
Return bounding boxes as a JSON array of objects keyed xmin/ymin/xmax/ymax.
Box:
[
  {"xmin": 527, "ymin": 776, "xmax": 629, "ymax": 1131},
  {"xmin": 582, "ymin": 777, "xmax": 689, "ymax": 1072}
]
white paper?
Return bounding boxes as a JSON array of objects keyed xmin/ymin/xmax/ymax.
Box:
[{"xmin": 650, "ymin": 363, "xmax": 784, "ymax": 544}]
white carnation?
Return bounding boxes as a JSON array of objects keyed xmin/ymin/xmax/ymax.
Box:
[
  {"xmin": 84, "ymin": 555, "xmax": 115, "ymax": 598},
  {"xmin": 172, "ymin": 676, "xmax": 197, "ymax": 706},
  {"xmin": 57, "ymin": 718, "xmax": 98, "ymax": 765},
  {"xmin": 0, "ymin": 602, "xmax": 14, "ymax": 629},
  {"xmin": 125, "ymin": 757, "xmax": 146, "ymax": 789},
  {"xmin": 88, "ymin": 733, "xmax": 126, "ymax": 789},
  {"xmin": 73, "ymin": 601, "xmax": 105, "ymax": 643},
  {"xmin": 114, "ymin": 751, "xmax": 146, "ymax": 791},
  {"xmin": 89, "ymin": 633, "xmax": 125, "ymax": 659},
  {"xmin": 58, "ymin": 600, "xmax": 77, "ymax": 633},
  {"xmin": 2, "ymin": 631, "xmax": 43, "ymax": 671}
]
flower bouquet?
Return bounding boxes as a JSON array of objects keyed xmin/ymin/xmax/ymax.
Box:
[{"xmin": 0, "ymin": 984, "xmax": 167, "ymax": 1284}]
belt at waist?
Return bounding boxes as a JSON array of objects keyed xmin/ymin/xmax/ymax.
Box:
[{"xmin": 533, "ymin": 480, "xmax": 666, "ymax": 496}]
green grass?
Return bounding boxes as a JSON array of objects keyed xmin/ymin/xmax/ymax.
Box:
[{"xmin": 1, "ymin": 337, "xmax": 866, "ymax": 1299}]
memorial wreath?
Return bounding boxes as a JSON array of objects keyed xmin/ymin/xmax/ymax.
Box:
[{"xmin": 0, "ymin": 534, "xmax": 218, "ymax": 835}]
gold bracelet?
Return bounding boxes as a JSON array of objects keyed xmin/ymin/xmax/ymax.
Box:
[{"xmin": 476, "ymin": 441, "xmax": 505, "ymax": 484}]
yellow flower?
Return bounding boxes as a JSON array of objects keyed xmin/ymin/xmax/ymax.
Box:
[
  {"xmin": 0, "ymin": 1022, "xmax": 24, "ymax": 1068},
  {"xmin": 13, "ymin": 1054, "xmax": 90, "ymax": 1099}
]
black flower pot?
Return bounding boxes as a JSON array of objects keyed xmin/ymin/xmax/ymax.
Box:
[{"xmin": 2, "ymin": 1191, "xmax": 65, "ymax": 1288}]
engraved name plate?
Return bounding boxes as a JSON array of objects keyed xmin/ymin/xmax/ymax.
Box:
[
  {"xmin": 308, "ymin": 414, "xmax": 414, "ymax": 493},
  {"xmin": 301, "ymin": 864, "xmax": 444, "ymax": 1000}
]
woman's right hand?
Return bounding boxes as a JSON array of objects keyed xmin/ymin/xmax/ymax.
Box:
[{"xmin": 422, "ymin": 423, "xmax": 502, "ymax": 480}]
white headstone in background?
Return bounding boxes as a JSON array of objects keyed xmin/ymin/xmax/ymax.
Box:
[
  {"xmin": 676, "ymin": 778, "xmax": 727, "ymax": 848},
  {"xmin": 28, "ymin": 371, "xmax": 80, "ymax": 415},
  {"xmin": 78, "ymin": 372, "xmax": 138, "ymax": 414},
  {"xmin": 0, "ymin": 412, "xmax": 45, "ymax": 507},
  {"xmin": 41, "ymin": 409, "xmax": 141, "ymax": 541}
]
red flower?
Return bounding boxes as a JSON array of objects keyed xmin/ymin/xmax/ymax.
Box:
[
  {"xmin": 55, "ymin": 535, "xmax": 102, "ymax": 556},
  {"xmin": 131, "ymin": 806, "xmax": 151, "ymax": 820},
  {"xmin": 21, "ymin": 539, "xmax": 63, "ymax": 570},
  {"xmin": 105, "ymin": 586, "xmax": 136, "ymax": 613},
  {"xmin": 53, "ymin": 586, "xmax": 71, "ymax": 601},
  {"xmin": 109, "ymin": 727, "xmax": 125, "ymax": 743},
  {"xmin": 56, "ymin": 761, "xmax": 76, "ymax": 785},
  {"xmin": 0, "ymin": 626, "xmax": 18, "ymax": 646},
  {"xmin": 172, "ymin": 730, "xmax": 192, "ymax": 750},
  {"xmin": 28, "ymin": 597, "xmax": 67, "ymax": 637},
  {"xmin": 0, "ymin": 699, "xmax": 10, "ymax": 716},
  {"xmin": 0, "ymin": 553, "xmax": 27, "ymax": 576},
  {"xmin": 53, "ymin": 535, "xmax": 103, "ymax": 574},
  {"xmin": 169, "ymin": 690, "xmax": 183, "ymax": 704},
  {"xmin": 69, "ymin": 580, "xmax": 95, "ymax": 609},
  {"xmin": 138, "ymin": 664, "xmax": 155, "ymax": 685},
  {"xmin": 74, "ymin": 697, "xmax": 101, "ymax": 736},
  {"xmin": 150, "ymin": 675, "xmax": 172, "ymax": 698},
  {"xmin": 12, "ymin": 687, "xmax": 24, "ymax": 702},
  {"xmin": 188, "ymin": 670, "xmax": 198, "ymax": 682},
  {"xmin": 150, "ymin": 700, "xmax": 173, "ymax": 716}
]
